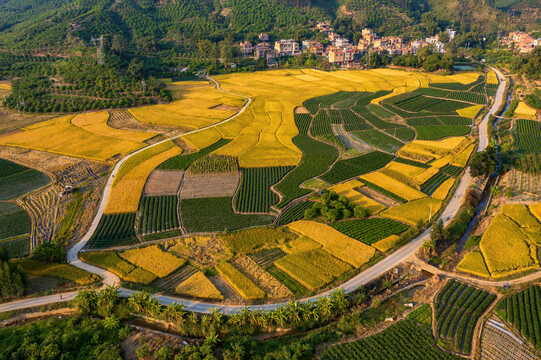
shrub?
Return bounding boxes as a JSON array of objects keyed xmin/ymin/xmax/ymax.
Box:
[{"xmin": 30, "ymin": 242, "xmax": 65, "ymax": 263}]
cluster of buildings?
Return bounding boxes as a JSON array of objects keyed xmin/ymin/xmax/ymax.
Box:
[
  {"xmin": 239, "ymin": 21, "xmax": 456, "ymax": 67},
  {"xmin": 500, "ymin": 31, "xmax": 541, "ymax": 54}
]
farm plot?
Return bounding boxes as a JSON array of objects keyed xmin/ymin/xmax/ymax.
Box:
[
  {"xmin": 480, "ymin": 316, "xmax": 539, "ymax": 360},
  {"xmin": 215, "ymin": 261, "xmax": 266, "ymax": 300},
  {"xmin": 407, "ymin": 303, "xmax": 433, "ymax": 326},
  {"xmin": 380, "ymin": 197, "xmax": 442, "ymax": 226},
  {"xmin": 384, "ymin": 127, "xmax": 416, "ymax": 142},
  {"xmin": 87, "ymin": 213, "xmax": 138, "ymax": 249},
  {"xmin": 420, "ymin": 172, "xmax": 452, "ymax": 195},
  {"xmin": 23, "ymin": 185, "xmax": 64, "ymax": 244},
  {"xmin": 180, "ymin": 197, "xmax": 275, "ymax": 233},
  {"xmin": 275, "ymin": 201, "xmax": 314, "ymax": 226},
  {"xmin": 174, "ymin": 271, "xmax": 223, "ymax": 301},
  {"xmin": 220, "ymin": 226, "xmax": 294, "ymax": 255},
  {"xmin": 235, "ymin": 166, "xmax": 293, "ymax": 213},
  {"xmin": 142, "ymin": 170, "xmax": 184, "ymax": 196},
  {"xmin": 137, "ymin": 195, "xmax": 179, "ymax": 235},
  {"xmin": 434, "ymin": 280, "xmax": 496, "ymax": 354},
  {"xmin": 152, "ymin": 264, "xmax": 198, "ymax": 291},
  {"xmin": 330, "ymin": 218, "xmax": 409, "ymax": 246},
  {"xmin": 14, "ymin": 259, "xmax": 100, "ymax": 285},
  {"xmin": 274, "ymin": 248, "xmax": 352, "ymax": 291},
  {"xmin": 320, "ymin": 151, "xmax": 394, "ymax": 184},
  {"xmin": 360, "ymin": 171, "xmax": 426, "ymax": 201},
  {"xmin": 231, "ymin": 256, "xmax": 292, "ymax": 299},
  {"xmin": 495, "ymin": 286, "xmax": 541, "ymax": 350},
  {"xmin": 0, "ymin": 158, "xmax": 50, "ymax": 201},
  {"xmin": 0, "ymin": 235, "xmax": 30, "ymax": 258},
  {"xmin": 0, "ymin": 202, "xmax": 30, "ymax": 241},
  {"xmin": 158, "ymin": 138, "xmax": 231, "ymax": 170},
  {"xmin": 349, "ymin": 129, "xmax": 404, "ymax": 153},
  {"xmin": 179, "ymin": 172, "xmax": 240, "ymax": 199},
  {"xmin": 328, "ymin": 181, "xmax": 385, "ymax": 215},
  {"xmin": 341, "ymin": 109, "xmax": 373, "ymax": 131},
  {"xmin": 322, "ymin": 320, "xmax": 460, "ymax": 360},
  {"xmin": 414, "ymin": 125, "xmax": 471, "ymax": 140},
  {"xmin": 512, "ymin": 119, "xmax": 541, "ymax": 153},
  {"xmin": 274, "ymin": 114, "xmax": 338, "ymax": 208},
  {"xmin": 119, "ymin": 245, "xmax": 186, "ymax": 277},
  {"xmin": 288, "ymin": 220, "xmax": 375, "ymax": 268}
]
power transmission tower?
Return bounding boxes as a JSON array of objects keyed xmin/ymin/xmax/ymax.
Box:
[{"xmin": 91, "ymin": 35, "xmax": 105, "ymax": 65}]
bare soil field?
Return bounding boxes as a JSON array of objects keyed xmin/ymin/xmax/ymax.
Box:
[
  {"xmin": 0, "ymin": 109, "xmax": 55, "ymax": 135},
  {"xmin": 208, "ymin": 274, "xmax": 244, "ymax": 304},
  {"xmin": 143, "ymin": 170, "xmax": 185, "ymax": 196},
  {"xmin": 22, "ymin": 184, "xmax": 66, "ymax": 245},
  {"xmin": 231, "ymin": 255, "xmax": 292, "ymax": 299},
  {"xmin": 179, "ymin": 172, "xmax": 240, "ymax": 199}
]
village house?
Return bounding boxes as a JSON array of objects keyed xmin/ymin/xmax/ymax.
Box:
[{"xmin": 275, "ymin": 39, "xmax": 300, "ymax": 56}]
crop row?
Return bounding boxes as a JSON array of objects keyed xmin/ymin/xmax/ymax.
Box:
[
  {"xmin": 0, "ymin": 208, "xmax": 31, "ymax": 241},
  {"xmin": 180, "ymin": 197, "xmax": 274, "ymax": 233},
  {"xmin": 275, "ymin": 114, "xmax": 338, "ymax": 208},
  {"xmin": 235, "ymin": 166, "xmax": 293, "ymax": 213},
  {"xmin": 513, "ymin": 119, "xmax": 541, "ymax": 153},
  {"xmin": 440, "ymin": 164, "xmax": 463, "ymax": 177},
  {"xmin": 407, "ymin": 304, "xmax": 433, "ymax": 326},
  {"xmin": 434, "ymin": 279, "xmax": 496, "ymax": 354},
  {"xmin": 414, "ymin": 125, "xmax": 471, "ymax": 140},
  {"xmin": 275, "ymin": 201, "xmax": 314, "ymax": 226},
  {"xmin": 0, "ymin": 235, "xmax": 30, "ymax": 258},
  {"xmin": 358, "ymin": 110, "xmax": 404, "ymax": 130},
  {"xmin": 446, "ymin": 91, "xmax": 486, "ymax": 105},
  {"xmin": 311, "ymin": 111, "xmax": 335, "ymax": 137},
  {"xmin": 384, "ymin": 127, "xmax": 416, "ymax": 142},
  {"xmin": 137, "ymin": 195, "xmax": 179, "ymax": 235},
  {"xmin": 88, "ymin": 213, "xmax": 138, "ymax": 248},
  {"xmin": 360, "ymin": 178, "xmax": 407, "ymax": 203},
  {"xmin": 330, "ymin": 218, "xmax": 409, "ymax": 245},
  {"xmin": 406, "ymin": 116, "xmax": 471, "ymax": 127},
  {"xmin": 498, "ymin": 286, "xmax": 541, "ymax": 350},
  {"xmin": 320, "ymin": 151, "xmax": 394, "ymax": 184},
  {"xmin": 420, "ymin": 171, "xmax": 450, "ymax": 195},
  {"xmin": 322, "ymin": 319, "xmax": 460, "ymax": 360},
  {"xmin": 157, "ymin": 138, "xmax": 231, "ymax": 170},
  {"xmin": 430, "ymin": 75, "xmax": 483, "ymax": 91},
  {"xmin": 394, "ymin": 157, "xmax": 431, "ymax": 169},
  {"xmin": 341, "ymin": 109, "xmax": 373, "ymax": 131}
]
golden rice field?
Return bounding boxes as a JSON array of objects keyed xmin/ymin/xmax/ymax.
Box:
[
  {"xmin": 432, "ymin": 178, "xmax": 456, "ymax": 201},
  {"xmin": 386, "ymin": 161, "xmax": 425, "ymax": 178},
  {"xmin": 129, "ymin": 82, "xmax": 246, "ymax": 128},
  {"xmin": 0, "ymin": 114, "xmax": 150, "ymax": 161},
  {"xmin": 478, "ymin": 214, "xmax": 538, "ymax": 278},
  {"xmin": 529, "ymin": 203, "xmax": 541, "ymax": 222},
  {"xmin": 380, "ymin": 197, "xmax": 442, "ymax": 226},
  {"xmin": 431, "ymin": 155, "xmax": 453, "ymax": 169},
  {"xmin": 182, "ymin": 127, "xmax": 223, "ymax": 150},
  {"xmin": 105, "ymin": 141, "xmax": 182, "ymax": 213},
  {"xmin": 426, "ymin": 72, "xmax": 480, "ymax": 84},
  {"xmin": 456, "ymin": 251, "xmax": 491, "ymax": 278},
  {"xmin": 514, "ymin": 101, "xmax": 537, "ymax": 119},
  {"xmin": 501, "ymin": 204, "xmax": 541, "ymax": 245},
  {"xmin": 175, "ymin": 271, "xmax": 223, "ymax": 301},
  {"xmin": 456, "ymin": 105, "xmax": 483, "ymax": 119},
  {"xmin": 0, "ymin": 83, "xmax": 11, "ymax": 90},
  {"xmin": 451, "ymin": 144, "xmax": 476, "ymax": 167},
  {"xmin": 282, "ymin": 236, "xmax": 322, "ymax": 254},
  {"xmin": 487, "ymin": 70, "xmax": 498, "ymax": 85},
  {"xmin": 215, "ymin": 261, "xmax": 266, "ymax": 300},
  {"xmin": 372, "ymin": 235, "xmax": 401, "ymax": 253},
  {"xmin": 119, "ymin": 245, "xmax": 186, "ymax": 277},
  {"xmin": 288, "ymin": 220, "xmax": 375, "ymax": 268},
  {"xmin": 361, "ymin": 171, "xmax": 427, "ymax": 201},
  {"xmin": 413, "ymin": 167, "xmax": 440, "ymax": 185},
  {"xmin": 329, "ymin": 181, "xmax": 386, "ymax": 215}
]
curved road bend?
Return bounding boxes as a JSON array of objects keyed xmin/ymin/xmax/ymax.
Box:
[{"xmin": 0, "ymin": 70, "xmax": 510, "ymax": 315}]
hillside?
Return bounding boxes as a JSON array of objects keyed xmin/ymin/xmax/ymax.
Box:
[{"xmin": 0, "ymin": 0, "xmax": 538, "ymax": 54}]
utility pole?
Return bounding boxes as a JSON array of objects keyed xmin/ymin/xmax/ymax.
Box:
[{"xmin": 91, "ymin": 35, "xmax": 105, "ymax": 65}]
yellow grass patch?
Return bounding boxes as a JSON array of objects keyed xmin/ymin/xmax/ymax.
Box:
[
  {"xmin": 414, "ymin": 167, "xmax": 440, "ymax": 185},
  {"xmin": 431, "ymin": 178, "xmax": 456, "ymax": 201},
  {"xmin": 106, "ymin": 142, "xmax": 182, "ymax": 213},
  {"xmin": 288, "ymin": 220, "xmax": 376, "ymax": 268},
  {"xmin": 129, "ymin": 82, "xmax": 245, "ymax": 128},
  {"xmin": 451, "ymin": 144, "xmax": 476, "ymax": 167},
  {"xmin": 380, "ymin": 197, "xmax": 442, "ymax": 226},
  {"xmin": 0, "ymin": 115, "xmax": 147, "ymax": 161},
  {"xmin": 456, "ymin": 251, "xmax": 491, "ymax": 278},
  {"xmin": 119, "ymin": 245, "xmax": 186, "ymax": 277},
  {"xmin": 182, "ymin": 127, "xmax": 223, "ymax": 150},
  {"xmin": 175, "ymin": 271, "xmax": 223, "ymax": 301},
  {"xmin": 456, "ymin": 105, "xmax": 483, "ymax": 119},
  {"xmin": 372, "ymin": 235, "xmax": 401, "ymax": 253},
  {"xmin": 514, "ymin": 101, "xmax": 537, "ymax": 119},
  {"xmin": 361, "ymin": 171, "xmax": 426, "ymax": 201},
  {"xmin": 72, "ymin": 112, "xmax": 154, "ymax": 142},
  {"xmin": 386, "ymin": 161, "xmax": 426, "ymax": 178},
  {"xmin": 479, "ymin": 214, "xmax": 538, "ymax": 277},
  {"xmin": 215, "ymin": 261, "xmax": 266, "ymax": 300},
  {"xmin": 329, "ymin": 182, "xmax": 385, "ymax": 214},
  {"xmin": 487, "ymin": 70, "xmax": 498, "ymax": 85}
]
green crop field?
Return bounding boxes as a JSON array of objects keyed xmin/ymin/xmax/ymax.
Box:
[
  {"xmin": 512, "ymin": 119, "xmax": 541, "ymax": 153},
  {"xmin": 0, "ymin": 235, "xmax": 30, "ymax": 258},
  {"xmin": 0, "ymin": 159, "xmax": 50, "ymax": 201},
  {"xmin": 275, "ymin": 114, "xmax": 338, "ymax": 208},
  {"xmin": 420, "ymin": 171, "xmax": 451, "ymax": 195},
  {"xmin": 414, "ymin": 125, "xmax": 471, "ymax": 140},
  {"xmin": 235, "ymin": 166, "xmax": 293, "ymax": 213},
  {"xmin": 180, "ymin": 197, "xmax": 274, "ymax": 233},
  {"xmin": 138, "ymin": 195, "xmax": 179, "ymax": 235},
  {"xmin": 407, "ymin": 303, "xmax": 433, "ymax": 326},
  {"xmin": 434, "ymin": 279, "xmax": 496, "ymax": 355},
  {"xmin": 330, "ymin": 218, "xmax": 409, "ymax": 245},
  {"xmin": 0, "ymin": 202, "xmax": 30, "ymax": 240},
  {"xmin": 275, "ymin": 201, "xmax": 314, "ymax": 226},
  {"xmin": 87, "ymin": 213, "xmax": 138, "ymax": 248},
  {"xmin": 495, "ymin": 286, "xmax": 541, "ymax": 350},
  {"xmin": 320, "ymin": 151, "xmax": 394, "ymax": 184},
  {"xmin": 350, "ymin": 129, "xmax": 404, "ymax": 153},
  {"xmin": 322, "ymin": 319, "xmax": 460, "ymax": 360},
  {"xmin": 384, "ymin": 127, "xmax": 416, "ymax": 141}
]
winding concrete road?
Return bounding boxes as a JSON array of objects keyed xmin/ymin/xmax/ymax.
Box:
[{"xmin": 0, "ymin": 70, "xmax": 510, "ymax": 315}]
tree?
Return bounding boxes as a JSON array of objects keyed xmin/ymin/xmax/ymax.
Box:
[
  {"xmin": 325, "ymin": 209, "xmax": 340, "ymax": 222},
  {"xmin": 111, "ymin": 34, "xmax": 128, "ymax": 54},
  {"xmin": 0, "ymin": 260, "xmax": 25, "ymax": 299},
  {"xmin": 470, "ymin": 146, "xmax": 497, "ymax": 177},
  {"xmin": 127, "ymin": 58, "xmax": 144, "ymax": 80},
  {"xmin": 422, "ymin": 239, "xmax": 436, "ymax": 255},
  {"xmin": 102, "ymin": 315, "xmax": 120, "ymax": 329},
  {"xmin": 354, "ymin": 206, "xmax": 369, "ymax": 219},
  {"xmin": 304, "ymin": 207, "xmax": 317, "ymax": 219},
  {"xmin": 30, "ymin": 242, "xmax": 65, "ymax": 263}
]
